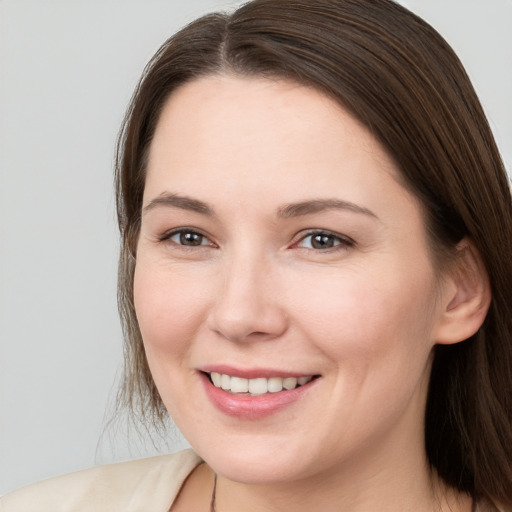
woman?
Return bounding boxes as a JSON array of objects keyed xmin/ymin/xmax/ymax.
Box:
[{"xmin": 2, "ymin": 0, "xmax": 511, "ymax": 510}]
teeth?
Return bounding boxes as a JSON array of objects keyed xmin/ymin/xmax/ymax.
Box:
[
  {"xmin": 267, "ymin": 377, "xmax": 283, "ymax": 393},
  {"xmin": 248, "ymin": 378, "xmax": 267, "ymax": 395},
  {"xmin": 211, "ymin": 372, "xmax": 222, "ymax": 387},
  {"xmin": 221, "ymin": 374, "xmax": 231, "ymax": 390},
  {"xmin": 209, "ymin": 372, "xmax": 314, "ymax": 395},
  {"xmin": 230, "ymin": 377, "xmax": 249, "ymax": 393},
  {"xmin": 283, "ymin": 377, "xmax": 298, "ymax": 390}
]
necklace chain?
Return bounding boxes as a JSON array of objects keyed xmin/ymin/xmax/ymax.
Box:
[{"xmin": 210, "ymin": 473, "xmax": 217, "ymax": 512}]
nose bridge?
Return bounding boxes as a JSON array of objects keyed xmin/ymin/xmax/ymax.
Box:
[{"xmin": 208, "ymin": 245, "xmax": 287, "ymax": 342}]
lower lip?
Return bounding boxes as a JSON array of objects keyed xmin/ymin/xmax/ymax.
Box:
[{"xmin": 200, "ymin": 373, "xmax": 317, "ymax": 420}]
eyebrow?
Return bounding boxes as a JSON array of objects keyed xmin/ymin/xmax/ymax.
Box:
[
  {"xmin": 277, "ymin": 199, "xmax": 378, "ymax": 219},
  {"xmin": 143, "ymin": 193, "xmax": 214, "ymax": 216},
  {"xmin": 143, "ymin": 193, "xmax": 377, "ymax": 220}
]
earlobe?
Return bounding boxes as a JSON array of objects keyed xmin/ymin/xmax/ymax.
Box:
[{"xmin": 435, "ymin": 239, "xmax": 491, "ymax": 345}]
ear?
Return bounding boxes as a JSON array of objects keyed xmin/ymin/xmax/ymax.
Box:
[{"xmin": 434, "ymin": 238, "xmax": 491, "ymax": 345}]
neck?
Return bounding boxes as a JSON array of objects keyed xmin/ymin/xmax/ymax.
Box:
[{"xmin": 212, "ymin": 460, "xmax": 472, "ymax": 512}]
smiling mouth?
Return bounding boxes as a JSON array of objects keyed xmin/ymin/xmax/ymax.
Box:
[{"xmin": 206, "ymin": 372, "xmax": 318, "ymax": 396}]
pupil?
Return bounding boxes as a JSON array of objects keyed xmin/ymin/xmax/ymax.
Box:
[
  {"xmin": 312, "ymin": 234, "xmax": 333, "ymax": 249},
  {"xmin": 180, "ymin": 232, "xmax": 202, "ymax": 246}
]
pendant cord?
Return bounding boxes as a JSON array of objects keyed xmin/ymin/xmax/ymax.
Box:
[{"xmin": 210, "ymin": 473, "xmax": 218, "ymax": 512}]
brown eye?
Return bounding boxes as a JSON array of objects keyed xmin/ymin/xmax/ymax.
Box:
[
  {"xmin": 169, "ymin": 230, "xmax": 211, "ymax": 247},
  {"xmin": 296, "ymin": 231, "xmax": 353, "ymax": 250},
  {"xmin": 310, "ymin": 234, "xmax": 337, "ymax": 249}
]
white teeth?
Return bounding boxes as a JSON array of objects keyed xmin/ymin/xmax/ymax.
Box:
[
  {"xmin": 221, "ymin": 374, "xmax": 231, "ymax": 390},
  {"xmin": 248, "ymin": 377, "xmax": 268, "ymax": 395},
  {"xmin": 211, "ymin": 372, "xmax": 222, "ymax": 387},
  {"xmin": 208, "ymin": 373, "xmax": 314, "ymax": 395},
  {"xmin": 267, "ymin": 377, "xmax": 283, "ymax": 393},
  {"xmin": 283, "ymin": 377, "xmax": 298, "ymax": 390},
  {"xmin": 230, "ymin": 377, "xmax": 249, "ymax": 393}
]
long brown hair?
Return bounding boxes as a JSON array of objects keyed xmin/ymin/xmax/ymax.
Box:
[{"xmin": 115, "ymin": 0, "xmax": 512, "ymax": 506}]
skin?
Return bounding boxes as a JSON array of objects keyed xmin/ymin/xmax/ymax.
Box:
[{"xmin": 134, "ymin": 75, "xmax": 481, "ymax": 511}]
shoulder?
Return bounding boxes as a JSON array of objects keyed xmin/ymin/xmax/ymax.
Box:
[{"xmin": 0, "ymin": 449, "xmax": 202, "ymax": 512}]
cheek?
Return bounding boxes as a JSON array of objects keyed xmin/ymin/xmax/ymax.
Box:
[
  {"xmin": 133, "ymin": 257, "xmax": 211, "ymax": 361},
  {"xmin": 293, "ymin": 262, "xmax": 439, "ymax": 436},
  {"xmin": 288, "ymin": 258, "xmax": 440, "ymax": 367}
]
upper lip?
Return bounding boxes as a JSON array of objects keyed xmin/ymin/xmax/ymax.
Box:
[{"xmin": 199, "ymin": 365, "xmax": 318, "ymax": 380}]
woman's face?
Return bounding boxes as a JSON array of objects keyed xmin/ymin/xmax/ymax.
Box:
[{"xmin": 134, "ymin": 76, "xmax": 451, "ymax": 484}]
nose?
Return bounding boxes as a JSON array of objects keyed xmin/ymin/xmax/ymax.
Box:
[{"xmin": 207, "ymin": 254, "xmax": 289, "ymax": 343}]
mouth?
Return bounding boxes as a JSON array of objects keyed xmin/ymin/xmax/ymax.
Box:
[
  {"xmin": 199, "ymin": 368, "xmax": 320, "ymax": 419},
  {"xmin": 205, "ymin": 371, "xmax": 318, "ymax": 396}
]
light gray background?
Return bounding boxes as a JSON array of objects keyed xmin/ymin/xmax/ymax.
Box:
[{"xmin": 1, "ymin": 0, "xmax": 511, "ymax": 496}]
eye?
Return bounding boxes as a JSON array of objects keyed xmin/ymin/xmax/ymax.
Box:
[
  {"xmin": 161, "ymin": 229, "xmax": 215, "ymax": 247},
  {"xmin": 296, "ymin": 231, "xmax": 354, "ymax": 250}
]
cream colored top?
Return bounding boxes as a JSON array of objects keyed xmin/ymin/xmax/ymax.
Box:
[
  {"xmin": 0, "ymin": 449, "xmax": 202, "ymax": 512},
  {"xmin": 0, "ymin": 449, "xmax": 502, "ymax": 511}
]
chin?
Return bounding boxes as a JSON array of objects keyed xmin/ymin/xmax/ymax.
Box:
[{"xmin": 190, "ymin": 433, "xmax": 318, "ymax": 484}]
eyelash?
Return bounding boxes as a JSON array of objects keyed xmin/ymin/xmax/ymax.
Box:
[{"xmin": 158, "ymin": 228, "xmax": 355, "ymax": 252}]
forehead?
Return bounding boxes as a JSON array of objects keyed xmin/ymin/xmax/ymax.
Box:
[
  {"xmin": 150, "ymin": 75, "xmax": 383, "ymax": 163},
  {"xmin": 144, "ymin": 74, "xmax": 418, "ymax": 226}
]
